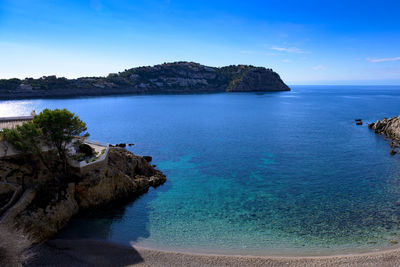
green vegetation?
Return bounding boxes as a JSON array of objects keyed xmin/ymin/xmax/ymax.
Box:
[
  {"xmin": 1, "ymin": 109, "xmax": 89, "ymax": 174},
  {"xmin": 33, "ymin": 109, "xmax": 88, "ymax": 172},
  {"xmin": 0, "ymin": 78, "xmax": 20, "ymax": 93},
  {"xmin": 2, "ymin": 122, "xmax": 43, "ymax": 155},
  {"xmin": 0, "ymin": 62, "xmax": 289, "ymax": 98},
  {"xmin": 219, "ymin": 65, "xmax": 252, "ymax": 90},
  {"xmin": 2, "ymin": 122, "xmax": 49, "ymax": 186}
]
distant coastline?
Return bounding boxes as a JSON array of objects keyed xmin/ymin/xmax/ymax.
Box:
[{"xmin": 0, "ymin": 62, "xmax": 290, "ymax": 100}]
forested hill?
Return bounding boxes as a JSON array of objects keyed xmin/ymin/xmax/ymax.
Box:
[{"xmin": 0, "ymin": 62, "xmax": 290, "ymax": 99}]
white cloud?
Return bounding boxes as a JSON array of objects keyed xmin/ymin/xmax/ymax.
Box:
[
  {"xmin": 270, "ymin": 46, "xmax": 306, "ymax": 54},
  {"xmin": 366, "ymin": 57, "xmax": 400, "ymax": 63},
  {"xmin": 312, "ymin": 65, "xmax": 326, "ymax": 71},
  {"xmin": 282, "ymin": 59, "xmax": 291, "ymax": 63}
]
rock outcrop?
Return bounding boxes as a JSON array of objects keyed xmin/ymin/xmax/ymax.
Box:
[
  {"xmin": 0, "ymin": 62, "xmax": 290, "ymax": 99},
  {"xmin": 369, "ymin": 116, "xmax": 400, "ymax": 140},
  {"xmin": 0, "ymin": 148, "xmax": 166, "ymax": 242},
  {"xmin": 75, "ymin": 148, "xmax": 165, "ymax": 209},
  {"xmin": 227, "ymin": 67, "xmax": 290, "ymax": 92},
  {"xmin": 5, "ymin": 186, "xmax": 79, "ymax": 242},
  {"xmin": 369, "ymin": 116, "xmax": 400, "ymax": 154}
]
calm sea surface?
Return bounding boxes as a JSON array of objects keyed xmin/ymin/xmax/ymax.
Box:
[{"xmin": 2, "ymin": 85, "xmax": 400, "ymax": 255}]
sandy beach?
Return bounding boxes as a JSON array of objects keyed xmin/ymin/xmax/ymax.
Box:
[{"xmin": 28, "ymin": 239, "xmax": 400, "ymax": 267}]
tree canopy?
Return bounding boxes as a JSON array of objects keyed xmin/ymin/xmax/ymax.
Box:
[
  {"xmin": 1, "ymin": 108, "xmax": 89, "ymax": 174},
  {"xmin": 1, "ymin": 121, "xmax": 43, "ymax": 155}
]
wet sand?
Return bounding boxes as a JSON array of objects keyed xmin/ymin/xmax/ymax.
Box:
[{"xmin": 28, "ymin": 239, "xmax": 400, "ymax": 267}]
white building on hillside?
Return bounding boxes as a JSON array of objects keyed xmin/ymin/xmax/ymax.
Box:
[{"xmin": 0, "ymin": 110, "xmax": 36, "ymax": 131}]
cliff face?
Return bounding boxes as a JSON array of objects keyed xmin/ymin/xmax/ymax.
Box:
[
  {"xmin": 0, "ymin": 148, "xmax": 166, "ymax": 242},
  {"xmin": 75, "ymin": 148, "xmax": 165, "ymax": 209},
  {"xmin": 0, "ymin": 62, "xmax": 290, "ymax": 99},
  {"xmin": 227, "ymin": 67, "xmax": 290, "ymax": 92}
]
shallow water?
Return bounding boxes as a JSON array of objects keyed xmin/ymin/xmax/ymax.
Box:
[{"xmin": 2, "ymin": 85, "xmax": 400, "ymax": 255}]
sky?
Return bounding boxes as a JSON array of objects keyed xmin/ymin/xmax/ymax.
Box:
[{"xmin": 0, "ymin": 0, "xmax": 399, "ymax": 84}]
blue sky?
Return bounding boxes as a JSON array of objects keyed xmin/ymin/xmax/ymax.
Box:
[{"xmin": 0, "ymin": 0, "xmax": 399, "ymax": 84}]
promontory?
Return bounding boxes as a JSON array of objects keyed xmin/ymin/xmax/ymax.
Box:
[{"xmin": 0, "ymin": 62, "xmax": 290, "ymax": 99}]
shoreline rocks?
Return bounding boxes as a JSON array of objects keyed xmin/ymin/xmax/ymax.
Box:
[
  {"xmin": 368, "ymin": 116, "xmax": 400, "ymax": 139},
  {"xmin": 369, "ymin": 116, "xmax": 400, "ymax": 154},
  {"xmin": 0, "ymin": 147, "xmax": 166, "ymax": 242}
]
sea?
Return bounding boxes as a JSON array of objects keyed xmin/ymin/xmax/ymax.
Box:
[{"xmin": 1, "ymin": 85, "xmax": 400, "ymax": 255}]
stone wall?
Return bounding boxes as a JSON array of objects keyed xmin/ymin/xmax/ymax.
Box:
[
  {"xmin": 69, "ymin": 143, "xmax": 109, "ymax": 174},
  {"xmin": 0, "ymin": 141, "xmax": 51, "ymax": 159}
]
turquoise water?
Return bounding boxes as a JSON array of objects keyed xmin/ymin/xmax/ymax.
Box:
[{"xmin": 2, "ymin": 86, "xmax": 400, "ymax": 255}]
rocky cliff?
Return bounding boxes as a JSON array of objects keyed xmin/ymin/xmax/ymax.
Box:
[
  {"xmin": 0, "ymin": 62, "xmax": 290, "ymax": 99},
  {"xmin": 369, "ymin": 116, "xmax": 400, "ymax": 155},
  {"xmin": 226, "ymin": 67, "xmax": 289, "ymax": 92},
  {"xmin": 0, "ymin": 148, "xmax": 166, "ymax": 242},
  {"xmin": 369, "ymin": 116, "xmax": 400, "ymax": 140}
]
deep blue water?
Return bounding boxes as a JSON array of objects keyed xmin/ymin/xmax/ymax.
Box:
[{"xmin": 2, "ymin": 85, "xmax": 400, "ymax": 255}]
